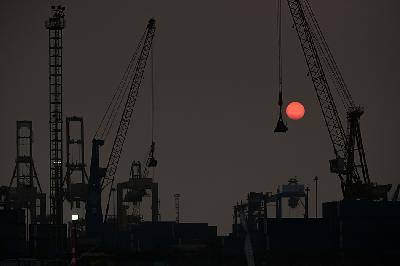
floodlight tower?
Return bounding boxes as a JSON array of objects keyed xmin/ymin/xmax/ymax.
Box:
[{"xmin": 45, "ymin": 5, "xmax": 66, "ymax": 225}]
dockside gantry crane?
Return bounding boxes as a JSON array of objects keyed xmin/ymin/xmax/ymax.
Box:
[
  {"xmin": 286, "ymin": 0, "xmax": 391, "ymax": 200},
  {"xmin": 86, "ymin": 18, "xmax": 156, "ymax": 236}
]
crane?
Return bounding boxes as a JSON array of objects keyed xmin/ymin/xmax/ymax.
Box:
[
  {"xmin": 285, "ymin": 0, "xmax": 391, "ymax": 200},
  {"xmin": 85, "ymin": 18, "xmax": 156, "ymax": 237}
]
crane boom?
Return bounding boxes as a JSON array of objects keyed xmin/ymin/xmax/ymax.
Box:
[
  {"xmin": 102, "ymin": 18, "xmax": 156, "ymax": 220},
  {"xmin": 287, "ymin": 0, "xmax": 347, "ymax": 184},
  {"xmin": 102, "ymin": 19, "xmax": 156, "ymax": 190},
  {"xmin": 286, "ymin": 0, "xmax": 391, "ymax": 199},
  {"xmin": 86, "ymin": 19, "xmax": 156, "ymax": 236}
]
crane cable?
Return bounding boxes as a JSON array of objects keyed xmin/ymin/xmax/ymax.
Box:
[
  {"xmin": 300, "ymin": 0, "xmax": 363, "ymax": 182},
  {"xmin": 151, "ymin": 35, "xmax": 155, "ymax": 143},
  {"xmin": 142, "ymin": 41, "xmax": 157, "ymax": 179},
  {"xmin": 151, "ymin": 37, "xmax": 156, "ymax": 180},
  {"xmin": 141, "ymin": 36, "xmax": 157, "ymax": 179},
  {"xmin": 301, "ymin": 0, "xmax": 356, "ymax": 163},
  {"xmin": 277, "ymin": 0, "xmax": 283, "ymax": 104},
  {"xmin": 102, "ymin": 32, "xmax": 145, "ymax": 140},
  {"xmin": 301, "ymin": 0, "xmax": 354, "ymax": 110}
]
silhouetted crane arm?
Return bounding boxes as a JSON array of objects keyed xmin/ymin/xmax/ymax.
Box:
[
  {"xmin": 85, "ymin": 19, "xmax": 156, "ymax": 235},
  {"xmin": 286, "ymin": 0, "xmax": 347, "ymax": 188},
  {"xmin": 286, "ymin": 0, "xmax": 392, "ymax": 200},
  {"xmin": 101, "ymin": 18, "xmax": 156, "ymax": 219}
]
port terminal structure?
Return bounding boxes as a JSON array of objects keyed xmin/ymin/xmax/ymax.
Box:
[{"xmin": 1, "ymin": 2, "xmax": 400, "ymax": 265}]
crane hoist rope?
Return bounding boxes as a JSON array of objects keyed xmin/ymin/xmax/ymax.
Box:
[
  {"xmin": 151, "ymin": 35, "xmax": 156, "ymax": 143},
  {"xmin": 102, "ymin": 19, "xmax": 157, "ymax": 220},
  {"xmin": 277, "ymin": 0, "xmax": 283, "ymax": 95},
  {"xmin": 144, "ymin": 36, "xmax": 158, "ymax": 180},
  {"xmin": 301, "ymin": 0, "xmax": 354, "ymax": 110},
  {"xmin": 130, "ymin": 39, "xmax": 158, "ymax": 181},
  {"xmin": 274, "ymin": 0, "xmax": 289, "ymax": 133}
]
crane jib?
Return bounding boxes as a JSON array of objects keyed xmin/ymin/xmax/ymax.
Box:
[
  {"xmin": 85, "ymin": 19, "xmax": 156, "ymax": 236},
  {"xmin": 102, "ymin": 19, "xmax": 156, "ymax": 219},
  {"xmin": 287, "ymin": 0, "xmax": 347, "ymax": 162},
  {"xmin": 286, "ymin": 0, "xmax": 391, "ymax": 200}
]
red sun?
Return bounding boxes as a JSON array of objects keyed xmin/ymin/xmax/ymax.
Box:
[{"xmin": 286, "ymin": 101, "xmax": 305, "ymax": 120}]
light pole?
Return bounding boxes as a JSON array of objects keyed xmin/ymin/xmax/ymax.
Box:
[
  {"xmin": 111, "ymin": 187, "xmax": 116, "ymax": 219},
  {"xmin": 314, "ymin": 176, "xmax": 319, "ymax": 218},
  {"xmin": 305, "ymin": 187, "xmax": 310, "ymax": 219},
  {"xmin": 71, "ymin": 214, "xmax": 78, "ymax": 266}
]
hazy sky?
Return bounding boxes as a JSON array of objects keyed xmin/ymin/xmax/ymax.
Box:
[{"xmin": 1, "ymin": 0, "xmax": 400, "ymax": 234}]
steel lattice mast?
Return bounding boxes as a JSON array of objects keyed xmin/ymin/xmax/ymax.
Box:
[{"xmin": 45, "ymin": 5, "xmax": 65, "ymax": 225}]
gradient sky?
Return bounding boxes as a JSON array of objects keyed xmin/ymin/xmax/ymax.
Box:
[{"xmin": 1, "ymin": 0, "xmax": 399, "ymax": 234}]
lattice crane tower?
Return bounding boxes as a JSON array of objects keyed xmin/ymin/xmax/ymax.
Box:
[{"xmin": 45, "ymin": 5, "xmax": 65, "ymax": 225}]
